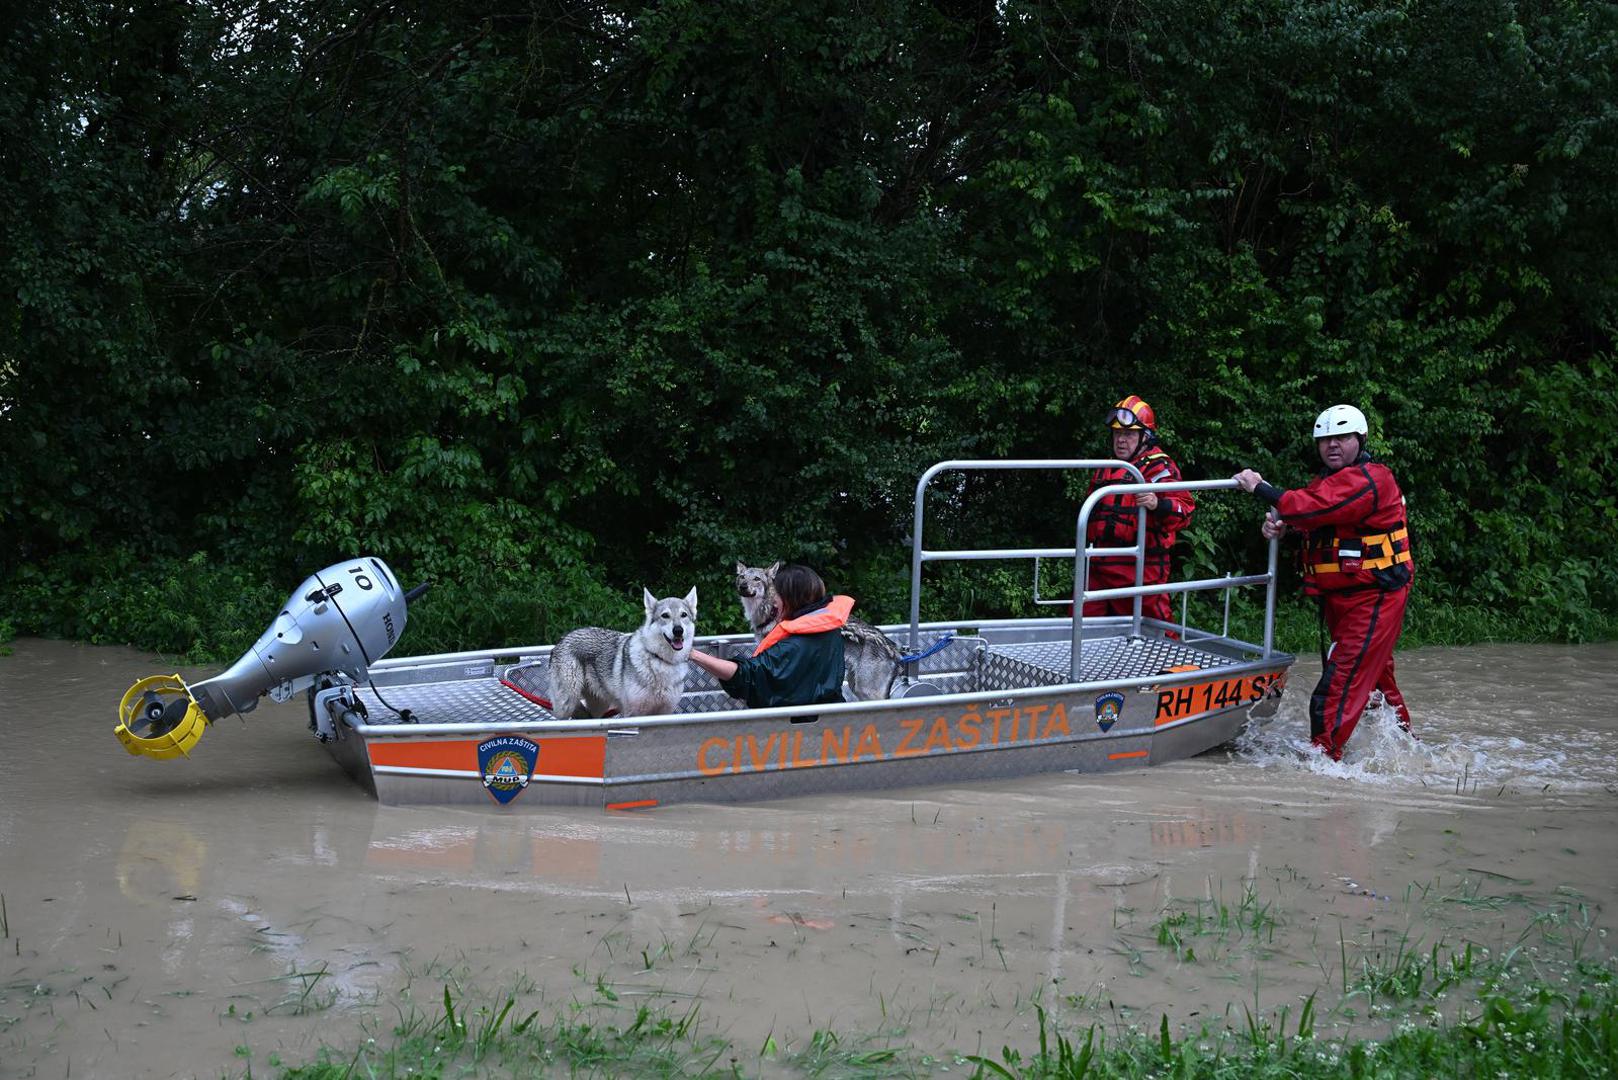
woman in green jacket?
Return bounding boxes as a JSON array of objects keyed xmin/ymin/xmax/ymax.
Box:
[{"xmin": 689, "ymin": 565, "xmax": 849, "ymax": 708}]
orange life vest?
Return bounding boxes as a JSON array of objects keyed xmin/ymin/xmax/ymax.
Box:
[
  {"xmin": 1277, "ymin": 459, "xmax": 1414, "ymax": 595},
  {"xmin": 1301, "ymin": 525, "xmax": 1412, "ymax": 590},
  {"xmin": 753, "ymin": 595, "xmax": 855, "ymax": 656},
  {"xmin": 1086, "ymin": 446, "xmax": 1195, "ymax": 571}
]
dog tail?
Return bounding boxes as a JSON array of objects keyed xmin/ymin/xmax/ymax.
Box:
[
  {"xmin": 547, "ymin": 646, "xmax": 583, "ymax": 720},
  {"xmin": 841, "ymin": 618, "xmax": 902, "ymax": 661}
]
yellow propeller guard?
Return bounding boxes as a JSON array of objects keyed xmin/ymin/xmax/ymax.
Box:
[{"xmin": 116, "ymin": 675, "xmax": 208, "ymax": 759}]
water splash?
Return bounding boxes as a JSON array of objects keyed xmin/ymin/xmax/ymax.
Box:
[
  {"xmin": 1235, "ymin": 705, "xmax": 1431, "ymax": 785},
  {"xmin": 1233, "ymin": 701, "xmax": 1615, "ymax": 796}
]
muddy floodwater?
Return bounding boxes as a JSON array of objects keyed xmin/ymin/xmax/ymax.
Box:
[{"xmin": 2, "ymin": 638, "xmax": 1615, "ymax": 1078}]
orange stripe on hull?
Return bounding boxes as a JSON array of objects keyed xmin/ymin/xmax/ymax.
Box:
[
  {"xmin": 605, "ymin": 800, "xmax": 658, "ymax": 811},
  {"xmin": 1108, "ymin": 750, "xmax": 1149, "ymax": 761},
  {"xmin": 368, "ymin": 735, "xmax": 607, "ymax": 779}
]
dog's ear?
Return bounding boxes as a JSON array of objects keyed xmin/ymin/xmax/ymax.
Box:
[
  {"xmin": 767, "ymin": 561, "xmax": 782, "ymax": 577},
  {"xmin": 684, "ymin": 586, "xmax": 698, "ymax": 613},
  {"xmin": 734, "ymin": 561, "xmax": 746, "ymax": 575},
  {"xmin": 643, "ymin": 587, "xmax": 656, "ymax": 617}
]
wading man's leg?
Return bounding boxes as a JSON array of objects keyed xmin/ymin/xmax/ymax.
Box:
[
  {"xmin": 1309, "ymin": 588, "xmax": 1410, "ymax": 759},
  {"xmin": 1376, "ymin": 660, "xmax": 1412, "ymax": 732}
]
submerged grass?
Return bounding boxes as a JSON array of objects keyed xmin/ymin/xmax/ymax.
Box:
[
  {"xmin": 258, "ymin": 969, "xmax": 1618, "ymax": 1078},
  {"xmin": 255, "ymin": 881, "xmax": 1617, "ymax": 1079},
  {"xmin": 1147, "ymin": 878, "xmax": 1284, "ymax": 964},
  {"xmin": 965, "ymin": 978, "xmax": 1618, "ymax": 1079},
  {"xmin": 274, "ymin": 988, "xmax": 733, "ymax": 1079},
  {"xmin": 221, "ymin": 876, "xmax": 1618, "ymax": 1078}
]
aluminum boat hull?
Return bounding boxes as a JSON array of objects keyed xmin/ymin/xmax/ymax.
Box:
[{"xmin": 325, "ymin": 617, "xmax": 1292, "ymax": 809}]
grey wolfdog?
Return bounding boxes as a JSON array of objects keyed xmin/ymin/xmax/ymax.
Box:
[
  {"xmin": 548, "ymin": 588, "xmax": 697, "ymax": 719},
  {"xmin": 733, "ymin": 562, "xmax": 902, "ymax": 701}
]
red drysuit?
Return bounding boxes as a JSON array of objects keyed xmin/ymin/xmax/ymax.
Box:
[
  {"xmin": 1083, "ymin": 445, "xmax": 1195, "ymax": 625},
  {"xmin": 1272, "ymin": 453, "xmax": 1414, "ymax": 759}
]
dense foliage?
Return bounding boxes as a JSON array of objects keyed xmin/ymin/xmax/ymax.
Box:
[{"xmin": 3, "ymin": 1, "xmax": 1615, "ymax": 659}]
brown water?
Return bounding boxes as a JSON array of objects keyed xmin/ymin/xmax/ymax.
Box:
[{"xmin": 2, "ymin": 638, "xmax": 1615, "ymax": 1078}]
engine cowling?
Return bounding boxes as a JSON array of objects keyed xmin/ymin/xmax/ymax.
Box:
[{"xmin": 116, "ymin": 557, "xmax": 413, "ymax": 759}]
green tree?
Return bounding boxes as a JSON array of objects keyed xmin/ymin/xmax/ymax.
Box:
[{"xmin": 3, "ymin": 1, "xmax": 1614, "ymax": 657}]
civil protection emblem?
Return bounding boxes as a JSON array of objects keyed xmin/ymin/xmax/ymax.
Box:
[
  {"xmin": 478, "ymin": 735, "xmax": 540, "ymax": 805},
  {"xmin": 1094, "ymin": 692, "xmax": 1125, "ymax": 733}
]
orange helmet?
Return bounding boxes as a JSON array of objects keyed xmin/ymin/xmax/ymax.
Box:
[{"xmin": 1106, "ymin": 395, "xmax": 1157, "ymax": 432}]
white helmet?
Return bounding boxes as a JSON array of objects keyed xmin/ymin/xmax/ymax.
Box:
[{"xmin": 1313, "ymin": 404, "xmax": 1368, "ymax": 440}]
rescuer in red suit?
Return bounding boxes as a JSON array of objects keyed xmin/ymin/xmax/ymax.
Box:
[
  {"xmin": 1083, "ymin": 395, "xmax": 1195, "ymax": 629},
  {"xmin": 1234, "ymin": 404, "xmax": 1414, "ymax": 760}
]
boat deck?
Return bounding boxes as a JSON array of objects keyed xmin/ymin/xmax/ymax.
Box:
[{"xmin": 351, "ymin": 624, "xmax": 1248, "ymax": 728}]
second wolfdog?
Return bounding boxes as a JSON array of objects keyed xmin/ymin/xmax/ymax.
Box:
[{"xmin": 733, "ymin": 562, "xmax": 902, "ymax": 700}]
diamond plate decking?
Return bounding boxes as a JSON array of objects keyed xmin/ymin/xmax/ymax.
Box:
[
  {"xmin": 357, "ymin": 677, "xmax": 552, "ymax": 727},
  {"xmin": 354, "ymin": 630, "xmax": 1240, "ymax": 727},
  {"xmin": 983, "ymin": 635, "xmax": 1241, "ymax": 689}
]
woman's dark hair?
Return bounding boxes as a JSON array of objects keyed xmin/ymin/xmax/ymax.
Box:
[{"xmin": 773, "ymin": 564, "xmax": 828, "ymax": 616}]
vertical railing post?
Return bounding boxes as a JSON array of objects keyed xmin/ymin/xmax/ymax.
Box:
[
  {"xmin": 1072, "ymin": 466, "xmax": 1154, "ymax": 679},
  {"xmin": 1071, "ymin": 517, "xmax": 1087, "ymax": 681},
  {"xmin": 1131, "ymin": 503, "xmax": 1146, "ymax": 638},
  {"xmin": 1263, "ymin": 532, "xmax": 1280, "ymax": 658},
  {"xmin": 1222, "ymin": 572, "xmax": 1234, "ymax": 637},
  {"xmin": 908, "ymin": 463, "xmax": 946, "ymax": 664}
]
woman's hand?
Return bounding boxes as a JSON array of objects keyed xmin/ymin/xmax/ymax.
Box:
[
  {"xmin": 1233, "ymin": 468, "xmax": 1264, "ymax": 493},
  {"xmin": 689, "ymin": 648, "xmax": 738, "ymax": 682},
  {"xmin": 1260, "ymin": 511, "xmax": 1286, "ymax": 540}
]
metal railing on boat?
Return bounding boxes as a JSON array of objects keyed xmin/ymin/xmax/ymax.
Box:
[{"xmin": 908, "ymin": 461, "xmax": 1281, "ymax": 681}]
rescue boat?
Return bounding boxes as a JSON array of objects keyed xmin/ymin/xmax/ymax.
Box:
[{"xmin": 114, "ymin": 461, "xmax": 1294, "ymax": 808}]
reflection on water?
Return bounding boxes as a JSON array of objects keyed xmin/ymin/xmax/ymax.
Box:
[
  {"xmin": 1, "ymin": 638, "xmax": 1614, "ymax": 1077},
  {"xmin": 116, "ymin": 821, "xmax": 207, "ymax": 906},
  {"xmin": 1148, "ymin": 810, "xmax": 1257, "ymax": 850}
]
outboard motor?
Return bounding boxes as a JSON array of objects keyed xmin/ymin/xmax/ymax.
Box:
[{"xmin": 115, "ymin": 558, "xmax": 427, "ymax": 759}]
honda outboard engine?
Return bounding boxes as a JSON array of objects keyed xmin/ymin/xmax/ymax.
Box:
[{"xmin": 115, "ymin": 557, "xmax": 426, "ymax": 759}]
